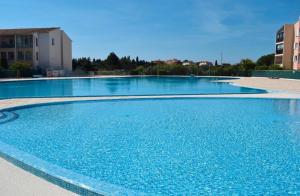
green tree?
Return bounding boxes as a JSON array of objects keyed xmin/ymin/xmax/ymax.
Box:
[
  {"xmin": 105, "ymin": 52, "xmax": 120, "ymax": 70},
  {"xmin": 0, "ymin": 58, "xmax": 8, "ymax": 69},
  {"xmin": 11, "ymin": 61, "xmax": 32, "ymax": 77},
  {"xmin": 240, "ymin": 59, "xmax": 256, "ymax": 70},
  {"xmin": 238, "ymin": 59, "xmax": 256, "ymax": 76},
  {"xmin": 256, "ymin": 53, "xmax": 274, "ymax": 66},
  {"xmin": 214, "ymin": 60, "xmax": 218, "ymax": 66},
  {"xmin": 131, "ymin": 66, "xmax": 145, "ymax": 75},
  {"xmin": 120, "ymin": 56, "xmax": 135, "ymax": 70}
]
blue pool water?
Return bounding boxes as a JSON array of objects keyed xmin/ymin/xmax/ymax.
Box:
[
  {"xmin": 0, "ymin": 98, "xmax": 300, "ymax": 194},
  {"xmin": 0, "ymin": 77, "xmax": 265, "ymax": 99}
]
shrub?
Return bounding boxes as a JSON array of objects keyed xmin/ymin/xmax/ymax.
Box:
[{"xmin": 10, "ymin": 61, "xmax": 32, "ymax": 77}]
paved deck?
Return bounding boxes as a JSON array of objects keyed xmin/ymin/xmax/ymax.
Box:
[
  {"xmin": 0, "ymin": 76, "xmax": 300, "ymax": 195},
  {"xmin": 0, "ymin": 157, "xmax": 75, "ymax": 196}
]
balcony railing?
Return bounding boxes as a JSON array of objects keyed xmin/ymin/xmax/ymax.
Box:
[
  {"xmin": 276, "ymin": 37, "xmax": 284, "ymax": 43},
  {"xmin": 0, "ymin": 36, "xmax": 15, "ymax": 48},
  {"xmin": 276, "ymin": 32, "xmax": 284, "ymax": 43},
  {"xmin": 276, "ymin": 49, "xmax": 283, "ymax": 55},
  {"xmin": 0, "ymin": 42, "xmax": 14, "ymax": 48},
  {"xmin": 16, "ymin": 35, "xmax": 33, "ymax": 48}
]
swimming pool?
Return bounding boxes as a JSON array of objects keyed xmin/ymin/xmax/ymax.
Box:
[
  {"xmin": 0, "ymin": 77, "xmax": 265, "ymax": 99},
  {"xmin": 0, "ymin": 98, "xmax": 299, "ymax": 194}
]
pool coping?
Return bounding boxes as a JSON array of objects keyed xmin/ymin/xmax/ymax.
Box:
[
  {"xmin": 0, "ymin": 75, "xmax": 240, "ymax": 82},
  {"xmin": 0, "ymin": 143, "xmax": 104, "ymax": 195},
  {"xmin": 1, "ymin": 92, "xmax": 300, "ymax": 111}
]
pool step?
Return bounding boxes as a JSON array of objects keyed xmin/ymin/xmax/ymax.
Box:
[{"xmin": 0, "ymin": 111, "xmax": 19, "ymax": 125}]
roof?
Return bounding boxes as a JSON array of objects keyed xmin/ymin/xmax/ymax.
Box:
[{"xmin": 0, "ymin": 27, "xmax": 60, "ymax": 35}]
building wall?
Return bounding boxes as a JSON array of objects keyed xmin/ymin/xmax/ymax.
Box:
[
  {"xmin": 61, "ymin": 31, "xmax": 72, "ymax": 74},
  {"xmin": 38, "ymin": 33, "xmax": 50, "ymax": 69},
  {"xmin": 293, "ymin": 21, "xmax": 300, "ymax": 70},
  {"xmin": 282, "ymin": 24, "xmax": 294, "ymax": 69},
  {"xmin": 48, "ymin": 29, "xmax": 62, "ymax": 69},
  {"xmin": 32, "ymin": 32, "xmax": 39, "ymax": 68},
  {"xmin": 0, "ymin": 28, "xmax": 72, "ymax": 75}
]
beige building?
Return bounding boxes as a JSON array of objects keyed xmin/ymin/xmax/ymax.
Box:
[
  {"xmin": 275, "ymin": 19, "xmax": 300, "ymax": 70},
  {"xmin": 0, "ymin": 27, "xmax": 72, "ymax": 76}
]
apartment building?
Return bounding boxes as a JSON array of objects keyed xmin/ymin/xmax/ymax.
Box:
[
  {"xmin": 0, "ymin": 27, "xmax": 72, "ymax": 76},
  {"xmin": 293, "ymin": 20, "xmax": 300, "ymax": 70},
  {"xmin": 275, "ymin": 19, "xmax": 300, "ymax": 70}
]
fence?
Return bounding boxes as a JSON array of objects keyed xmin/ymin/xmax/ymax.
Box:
[{"xmin": 251, "ymin": 70, "xmax": 300, "ymax": 79}]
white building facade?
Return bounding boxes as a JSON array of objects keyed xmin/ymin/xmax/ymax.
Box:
[{"xmin": 0, "ymin": 27, "xmax": 72, "ymax": 76}]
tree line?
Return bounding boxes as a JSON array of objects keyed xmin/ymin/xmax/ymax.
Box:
[
  {"xmin": 73, "ymin": 52, "xmax": 281, "ymax": 76},
  {"xmin": 72, "ymin": 52, "xmax": 152, "ymax": 72},
  {"xmin": 0, "ymin": 52, "xmax": 281, "ymax": 77}
]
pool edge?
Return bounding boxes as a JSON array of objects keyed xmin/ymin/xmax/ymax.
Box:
[{"xmin": 0, "ymin": 149, "xmax": 103, "ymax": 196}]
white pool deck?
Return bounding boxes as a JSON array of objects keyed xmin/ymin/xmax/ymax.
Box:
[{"xmin": 0, "ymin": 76, "xmax": 300, "ymax": 195}]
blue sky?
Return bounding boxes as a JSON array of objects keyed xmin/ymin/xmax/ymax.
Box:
[{"xmin": 1, "ymin": 0, "xmax": 299, "ymax": 63}]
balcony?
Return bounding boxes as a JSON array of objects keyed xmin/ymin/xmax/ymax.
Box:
[
  {"xmin": 1, "ymin": 35, "xmax": 34, "ymax": 49},
  {"xmin": 276, "ymin": 49, "xmax": 283, "ymax": 55},
  {"xmin": 275, "ymin": 56, "xmax": 283, "ymax": 65},
  {"xmin": 276, "ymin": 33, "xmax": 284, "ymax": 43},
  {"xmin": 0, "ymin": 42, "xmax": 14, "ymax": 48},
  {"xmin": 16, "ymin": 35, "xmax": 33, "ymax": 48},
  {"xmin": 276, "ymin": 43, "xmax": 284, "ymax": 55},
  {"xmin": 276, "ymin": 27, "xmax": 284, "ymax": 43},
  {"xmin": 0, "ymin": 36, "xmax": 15, "ymax": 48}
]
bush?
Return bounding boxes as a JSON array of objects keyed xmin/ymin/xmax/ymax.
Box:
[
  {"xmin": 256, "ymin": 54, "xmax": 274, "ymax": 66},
  {"xmin": 96, "ymin": 70, "xmax": 127, "ymax": 75},
  {"xmin": 10, "ymin": 61, "xmax": 32, "ymax": 77},
  {"xmin": 131, "ymin": 66, "xmax": 146, "ymax": 75},
  {"xmin": 0, "ymin": 58, "xmax": 8, "ymax": 69}
]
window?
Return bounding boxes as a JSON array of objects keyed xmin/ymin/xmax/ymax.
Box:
[
  {"xmin": 296, "ymin": 29, "xmax": 300, "ymax": 37},
  {"xmin": 7, "ymin": 52, "xmax": 14, "ymax": 60},
  {"xmin": 16, "ymin": 35, "xmax": 33, "ymax": 48},
  {"xmin": 294, "ymin": 55, "xmax": 300, "ymax": 63},
  {"xmin": 36, "ymin": 38, "xmax": 38, "ymax": 46},
  {"xmin": 9, "ymin": 39, "xmax": 14, "ymax": 46},
  {"xmin": 51, "ymin": 38, "xmax": 55, "ymax": 46},
  {"xmin": 36, "ymin": 52, "xmax": 39, "ymax": 61},
  {"xmin": 17, "ymin": 51, "xmax": 24, "ymax": 60},
  {"xmin": 25, "ymin": 51, "xmax": 32, "ymax": 61},
  {"xmin": 0, "ymin": 52, "xmax": 6, "ymax": 59},
  {"xmin": 276, "ymin": 43, "xmax": 284, "ymax": 54},
  {"xmin": 24, "ymin": 38, "xmax": 28, "ymax": 45},
  {"xmin": 295, "ymin": 43, "xmax": 299, "ymax": 49},
  {"xmin": 276, "ymin": 27, "xmax": 284, "ymax": 42},
  {"xmin": 277, "ymin": 44, "xmax": 284, "ymax": 50}
]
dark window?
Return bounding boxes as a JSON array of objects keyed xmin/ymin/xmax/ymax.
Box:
[
  {"xmin": 17, "ymin": 51, "xmax": 24, "ymax": 60},
  {"xmin": 0, "ymin": 52, "xmax": 6, "ymax": 59},
  {"xmin": 25, "ymin": 51, "xmax": 32, "ymax": 61},
  {"xmin": 276, "ymin": 27, "xmax": 284, "ymax": 43},
  {"xmin": 36, "ymin": 52, "xmax": 39, "ymax": 61},
  {"xmin": 36, "ymin": 38, "xmax": 38, "ymax": 46},
  {"xmin": 0, "ymin": 36, "xmax": 14, "ymax": 48},
  {"xmin": 9, "ymin": 39, "xmax": 14, "ymax": 46},
  {"xmin": 16, "ymin": 35, "xmax": 33, "ymax": 48},
  {"xmin": 7, "ymin": 52, "xmax": 14, "ymax": 60},
  {"xmin": 276, "ymin": 43, "xmax": 284, "ymax": 54},
  {"xmin": 52, "ymin": 38, "xmax": 55, "ymax": 45}
]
